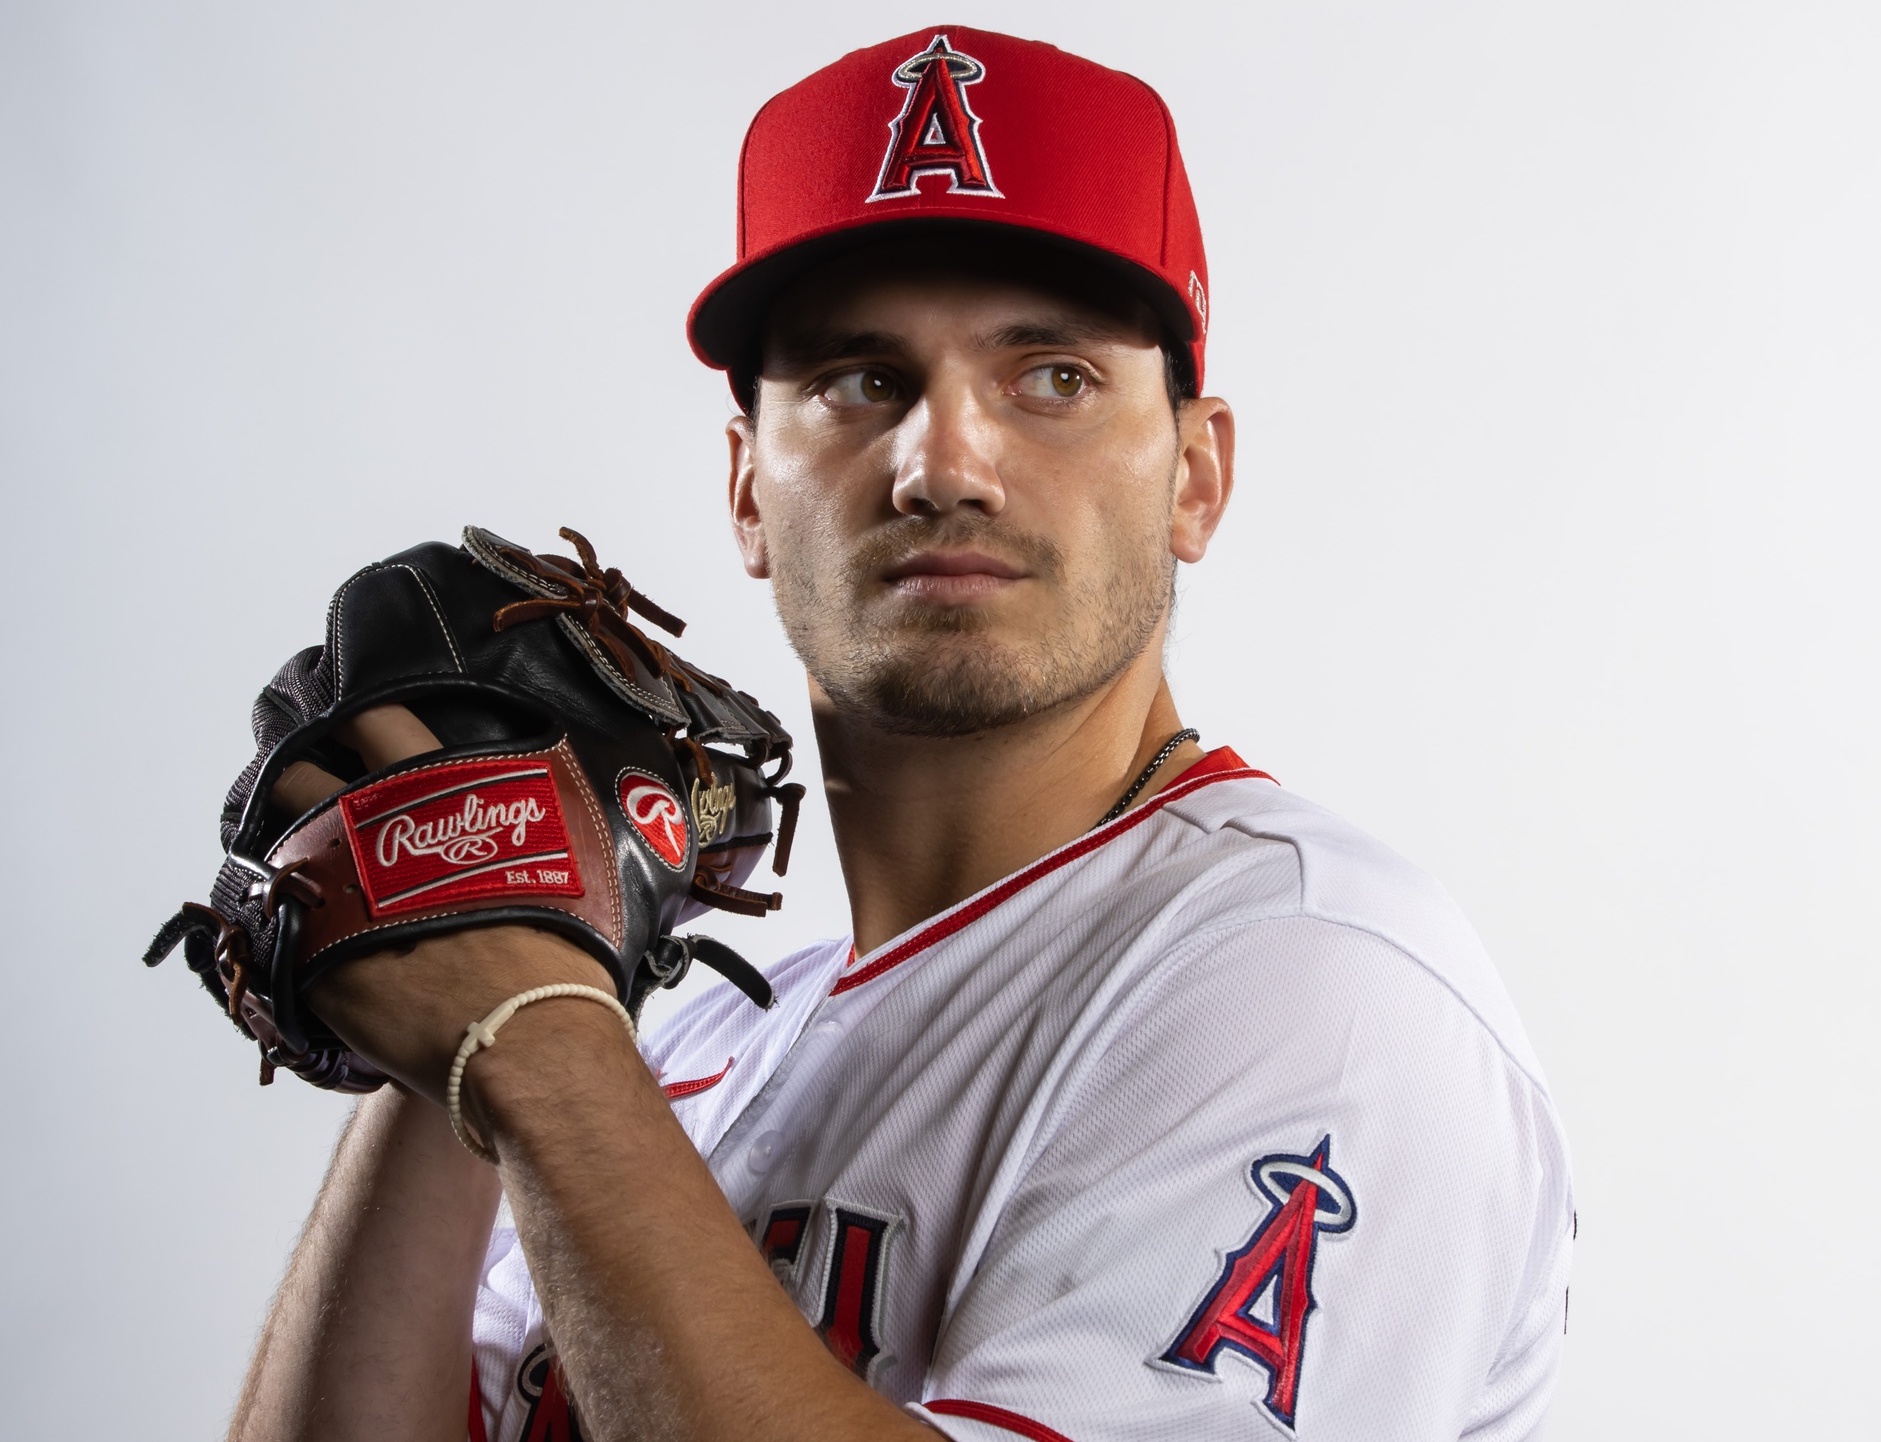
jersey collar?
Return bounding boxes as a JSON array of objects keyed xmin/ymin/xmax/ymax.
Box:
[{"xmin": 832, "ymin": 747, "xmax": 1272, "ymax": 995}]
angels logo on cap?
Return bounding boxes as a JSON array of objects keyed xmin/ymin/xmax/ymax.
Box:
[
  {"xmin": 869, "ymin": 34, "xmax": 1001, "ymax": 202},
  {"xmin": 687, "ymin": 25, "xmax": 1212, "ymax": 392}
]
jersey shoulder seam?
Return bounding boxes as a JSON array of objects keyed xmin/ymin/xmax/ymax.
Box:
[
  {"xmin": 1171, "ymin": 908, "xmax": 1556, "ymax": 1100},
  {"xmin": 1143, "ymin": 790, "xmax": 1552, "ymax": 1098}
]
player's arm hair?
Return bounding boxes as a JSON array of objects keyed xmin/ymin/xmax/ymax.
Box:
[{"xmin": 227, "ymin": 1090, "xmax": 499, "ymax": 1442}]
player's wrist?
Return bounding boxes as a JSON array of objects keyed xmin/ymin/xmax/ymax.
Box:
[
  {"xmin": 308, "ymin": 925, "xmax": 618, "ymax": 1101},
  {"xmin": 455, "ymin": 992, "xmax": 649, "ymax": 1161}
]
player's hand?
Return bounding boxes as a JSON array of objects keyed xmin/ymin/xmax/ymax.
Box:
[{"xmin": 277, "ymin": 705, "xmax": 617, "ymax": 1103}]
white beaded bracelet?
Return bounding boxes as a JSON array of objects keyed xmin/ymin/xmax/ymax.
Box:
[{"xmin": 445, "ymin": 983, "xmax": 636, "ymax": 1164}]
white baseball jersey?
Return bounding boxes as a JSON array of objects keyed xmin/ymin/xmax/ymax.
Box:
[{"xmin": 470, "ymin": 749, "xmax": 1574, "ymax": 1442}]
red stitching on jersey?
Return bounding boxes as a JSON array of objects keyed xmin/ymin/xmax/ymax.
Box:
[
  {"xmin": 660, "ymin": 1056, "xmax": 735, "ymax": 1099},
  {"xmin": 831, "ymin": 748, "xmax": 1271, "ymax": 996},
  {"xmin": 925, "ymin": 1398, "xmax": 1078, "ymax": 1442}
]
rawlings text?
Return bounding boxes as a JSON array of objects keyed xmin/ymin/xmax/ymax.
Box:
[
  {"xmin": 691, "ymin": 777, "xmax": 737, "ymax": 847},
  {"xmin": 338, "ymin": 758, "xmax": 584, "ymax": 915},
  {"xmin": 376, "ymin": 791, "xmax": 547, "ymax": 868}
]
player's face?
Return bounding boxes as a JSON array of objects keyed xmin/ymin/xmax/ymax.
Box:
[{"xmin": 729, "ymin": 259, "xmax": 1219, "ymax": 737}]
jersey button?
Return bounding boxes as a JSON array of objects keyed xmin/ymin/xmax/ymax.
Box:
[{"xmin": 747, "ymin": 1130, "xmax": 784, "ymax": 1173}]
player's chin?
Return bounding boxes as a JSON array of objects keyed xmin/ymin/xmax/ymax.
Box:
[{"xmin": 836, "ymin": 641, "xmax": 1073, "ymax": 737}]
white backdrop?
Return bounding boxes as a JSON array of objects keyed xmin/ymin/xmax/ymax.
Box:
[{"xmin": 3, "ymin": 3, "xmax": 1876, "ymax": 1437}]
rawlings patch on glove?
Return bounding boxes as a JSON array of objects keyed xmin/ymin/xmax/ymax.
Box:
[{"xmin": 145, "ymin": 525, "xmax": 803, "ymax": 1092}]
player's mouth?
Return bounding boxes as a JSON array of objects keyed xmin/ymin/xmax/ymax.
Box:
[{"xmin": 880, "ymin": 549, "xmax": 1028, "ymax": 603}]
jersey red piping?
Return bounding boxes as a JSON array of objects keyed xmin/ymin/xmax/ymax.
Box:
[
  {"xmin": 468, "ymin": 1359, "xmax": 490, "ymax": 1442},
  {"xmin": 832, "ymin": 748, "xmax": 1271, "ymax": 996},
  {"xmin": 925, "ymin": 1398, "xmax": 1078, "ymax": 1442},
  {"xmin": 660, "ymin": 1056, "xmax": 735, "ymax": 1100}
]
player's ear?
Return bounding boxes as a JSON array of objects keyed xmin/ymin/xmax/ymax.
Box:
[
  {"xmin": 727, "ymin": 414, "xmax": 771, "ymax": 580},
  {"xmin": 1169, "ymin": 397, "xmax": 1234, "ymax": 565}
]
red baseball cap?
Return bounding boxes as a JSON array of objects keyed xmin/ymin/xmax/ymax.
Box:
[{"xmin": 687, "ymin": 26, "xmax": 1211, "ymax": 394}]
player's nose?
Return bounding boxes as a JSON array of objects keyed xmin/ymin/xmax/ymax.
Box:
[{"xmin": 890, "ymin": 373, "xmax": 1006, "ymax": 518}]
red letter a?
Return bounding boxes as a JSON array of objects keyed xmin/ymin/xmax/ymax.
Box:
[
  {"xmin": 870, "ymin": 35, "xmax": 1000, "ymax": 200},
  {"xmin": 1160, "ymin": 1140, "xmax": 1354, "ymax": 1430}
]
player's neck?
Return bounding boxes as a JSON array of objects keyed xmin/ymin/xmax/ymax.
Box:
[{"xmin": 812, "ymin": 644, "xmax": 1203, "ymax": 957}]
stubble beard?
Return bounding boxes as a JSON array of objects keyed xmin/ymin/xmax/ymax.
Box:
[{"xmin": 770, "ymin": 504, "xmax": 1175, "ymax": 739}]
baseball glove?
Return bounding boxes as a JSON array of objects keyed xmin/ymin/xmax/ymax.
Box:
[{"xmin": 144, "ymin": 525, "xmax": 803, "ymax": 1093}]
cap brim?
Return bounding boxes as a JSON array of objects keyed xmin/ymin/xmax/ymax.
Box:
[{"xmin": 688, "ymin": 216, "xmax": 1198, "ymax": 385}]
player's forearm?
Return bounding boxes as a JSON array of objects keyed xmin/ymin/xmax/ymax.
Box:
[
  {"xmin": 468, "ymin": 1002, "xmax": 932, "ymax": 1442},
  {"xmin": 230, "ymin": 1086, "xmax": 500, "ymax": 1442}
]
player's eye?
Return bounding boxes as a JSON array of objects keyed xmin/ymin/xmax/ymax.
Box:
[
  {"xmin": 1013, "ymin": 363, "xmax": 1088, "ymax": 400},
  {"xmin": 821, "ymin": 368, "xmax": 901, "ymax": 406}
]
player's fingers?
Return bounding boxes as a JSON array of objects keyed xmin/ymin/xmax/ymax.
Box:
[
  {"xmin": 334, "ymin": 703, "xmax": 444, "ymax": 771},
  {"xmin": 272, "ymin": 759, "xmax": 346, "ymax": 815},
  {"xmin": 268, "ymin": 705, "xmax": 442, "ymax": 814}
]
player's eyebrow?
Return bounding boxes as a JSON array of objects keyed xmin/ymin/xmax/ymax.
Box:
[
  {"xmin": 765, "ymin": 329, "xmax": 911, "ymax": 372},
  {"xmin": 767, "ymin": 312, "xmax": 1149, "ymax": 371},
  {"xmin": 975, "ymin": 317, "xmax": 1146, "ymax": 351}
]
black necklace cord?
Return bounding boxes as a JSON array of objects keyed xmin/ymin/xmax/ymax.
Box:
[{"xmin": 1098, "ymin": 728, "xmax": 1202, "ymax": 827}]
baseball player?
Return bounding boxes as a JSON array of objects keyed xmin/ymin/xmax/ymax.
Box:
[{"xmin": 195, "ymin": 26, "xmax": 1572, "ymax": 1442}]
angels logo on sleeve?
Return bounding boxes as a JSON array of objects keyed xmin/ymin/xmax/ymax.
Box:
[
  {"xmin": 617, "ymin": 770, "xmax": 690, "ymax": 870},
  {"xmin": 868, "ymin": 34, "xmax": 1001, "ymax": 202},
  {"xmin": 1156, "ymin": 1137, "xmax": 1355, "ymax": 1433}
]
